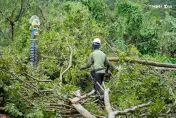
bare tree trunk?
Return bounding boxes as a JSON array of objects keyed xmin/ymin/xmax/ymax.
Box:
[{"xmin": 10, "ymin": 21, "xmax": 14, "ymax": 41}]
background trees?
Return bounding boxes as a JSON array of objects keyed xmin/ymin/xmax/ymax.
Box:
[{"xmin": 0, "ymin": 0, "xmax": 176, "ymax": 117}]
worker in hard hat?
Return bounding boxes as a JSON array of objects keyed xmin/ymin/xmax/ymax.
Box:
[{"xmin": 81, "ymin": 38, "xmax": 111, "ymax": 105}]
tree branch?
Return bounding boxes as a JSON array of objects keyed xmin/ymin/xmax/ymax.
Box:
[
  {"xmin": 15, "ymin": 0, "xmax": 26, "ymax": 22},
  {"xmin": 104, "ymin": 88, "xmax": 151, "ymax": 118},
  {"xmin": 17, "ymin": 91, "xmax": 35, "ymax": 106},
  {"xmin": 113, "ymin": 102, "xmax": 151, "ymax": 115},
  {"xmin": 108, "ymin": 57, "xmax": 176, "ymax": 68},
  {"xmin": 21, "ymin": 72, "xmax": 52, "ymax": 82},
  {"xmin": 155, "ymin": 67, "xmax": 176, "ymax": 71},
  {"xmin": 28, "ymin": 80, "xmax": 52, "ymax": 83},
  {"xmin": 0, "ymin": 10, "xmax": 10, "ymax": 21},
  {"xmin": 10, "ymin": 72, "xmax": 39, "ymax": 94},
  {"xmin": 48, "ymin": 103, "xmax": 72, "ymax": 108},
  {"xmin": 69, "ymin": 90, "xmax": 105, "ymax": 118},
  {"xmin": 39, "ymin": 7, "xmax": 47, "ymax": 21},
  {"xmin": 69, "ymin": 90, "xmax": 95, "ymax": 104},
  {"xmin": 59, "ymin": 40, "xmax": 72, "ymax": 83},
  {"xmin": 39, "ymin": 89, "xmax": 53, "ymax": 93}
]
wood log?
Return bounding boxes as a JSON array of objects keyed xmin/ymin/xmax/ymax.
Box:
[
  {"xmin": 108, "ymin": 57, "xmax": 176, "ymax": 68},
  {"xmin": 71, "ymin": 103, "xmax": 96, "ymax": 118},
  {"xmin": 104, "ymin": 88, "xmax": 114, "ymax": 118},
  {"xmin": 70, "ymin": 88, "xmax": 151, "ymax": 118},
  {"xmin": 155, "ymin": 67, "xmax": 176, "ymax": 71},
  {"xmin": 69, "ymin": 90, "xmax": 106, "ymax": 118}
]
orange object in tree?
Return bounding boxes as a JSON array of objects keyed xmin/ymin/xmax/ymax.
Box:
[{"xmin": 104, "ymin": 70, "xmax": 112, "ymax": 80}]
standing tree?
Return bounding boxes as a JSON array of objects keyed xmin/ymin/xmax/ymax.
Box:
[{"xmin": 0, "ymin": 0, "xmax": 29, "ymax": 41}]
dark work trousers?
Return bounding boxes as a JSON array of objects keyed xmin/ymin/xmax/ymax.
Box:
[
  {"xmin": 94, "ymin": 73, "xmax": 105, "ymax": 96},
  {"xmin": 90, "ymin": 70, "xmax": 105, "ymax": 103}
]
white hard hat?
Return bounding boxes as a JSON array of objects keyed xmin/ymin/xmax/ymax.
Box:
[{"xmin": 93, "ymin": 38, "xmax": 101, "ymax": 44}]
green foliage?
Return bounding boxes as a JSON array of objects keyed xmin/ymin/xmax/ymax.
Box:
[
  {"xmin": 0, "ymin": 0, "xmax": 176, "ymax": 117},
  {"xmin": 107, "ymin": 63, "xmax": 174, "ymax": 117},
  {"xmin": 81, "ymin": 0, "xmax": 108, "ymax": 22},
  {"xmin": 4, "ymin": 103, "xmax": 23, "ymax": 117},
  {"xmin": 60, "ymin": 84, "xmax": 79, "ymax": 98},
  {"xmin": 0, "ymin": 1, "xmax": 106, "ymax": 117},
  {"xmin": 105, "ymin": 0, "xmax": 143, "ymax": 52},
  {"xmin": 116, "ymin": 0, "xmax": 142, "ymax": 37},
  {"xmin": 26, "ymin": 110, "xmax": 44, "ymax": 118},
  {"xmin": 84, "ymin": 101, "xmax": 107, "ymax": 115}
]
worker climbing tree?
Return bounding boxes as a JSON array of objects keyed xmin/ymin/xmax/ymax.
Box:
[{"xmin": 29, "ymin": 15, "xmax": 40, "ymax": 68}]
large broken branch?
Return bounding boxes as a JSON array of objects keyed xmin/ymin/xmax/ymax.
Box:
[
  {"xmin": 71, "ymin": 103, "xmax": 96, "ymax": 118},
  {"xmin": 113, "ymin": 102, "xmax": 151, "ymax": 115},
  {"xmin": 104, "ymin": 88, "xmax": 151, "ymax": 118},
  {"xmin": 69, "ymin": 90, "xmax": 95, "ymax": 104},
  {"xmin": 108, "ymin": 57, "xmax": 176, "ymax": 68},
  {"xmin": 104, "ymin": 88, "xmax": 114, "ymax": 117},
  {"xmin": 155, "ymin": 67, "xmax": 176, "ymax": 71},
  {"xmin": 69, "ymin": 90, "xmax": 96, "ymax": 118},
  {"xmin": 69, "ymin": 90, "xmax": 105, "ymax": 118},
  {"xmin": 69, "ymin": 86, "xmax": 151, "ymax": 118}
]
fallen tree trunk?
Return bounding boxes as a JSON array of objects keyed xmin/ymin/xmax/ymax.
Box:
[
  {"xmin": 155, "ymin": 67, "xmax": 176, "ymax": 71},
  {"xmin": 108, "ymin": 57, "xmax": 176, "ymax": 68},
  {"xmin": 69, "ymin": 90, "xmax": 97, "ymax": 118},
  {"xmin": 71, "ymin": 103, "xmax": 96, "ymax": 118},
  {"xmin": 70, "ymin": 88, "xmax": 151, "ymax": 118}
]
